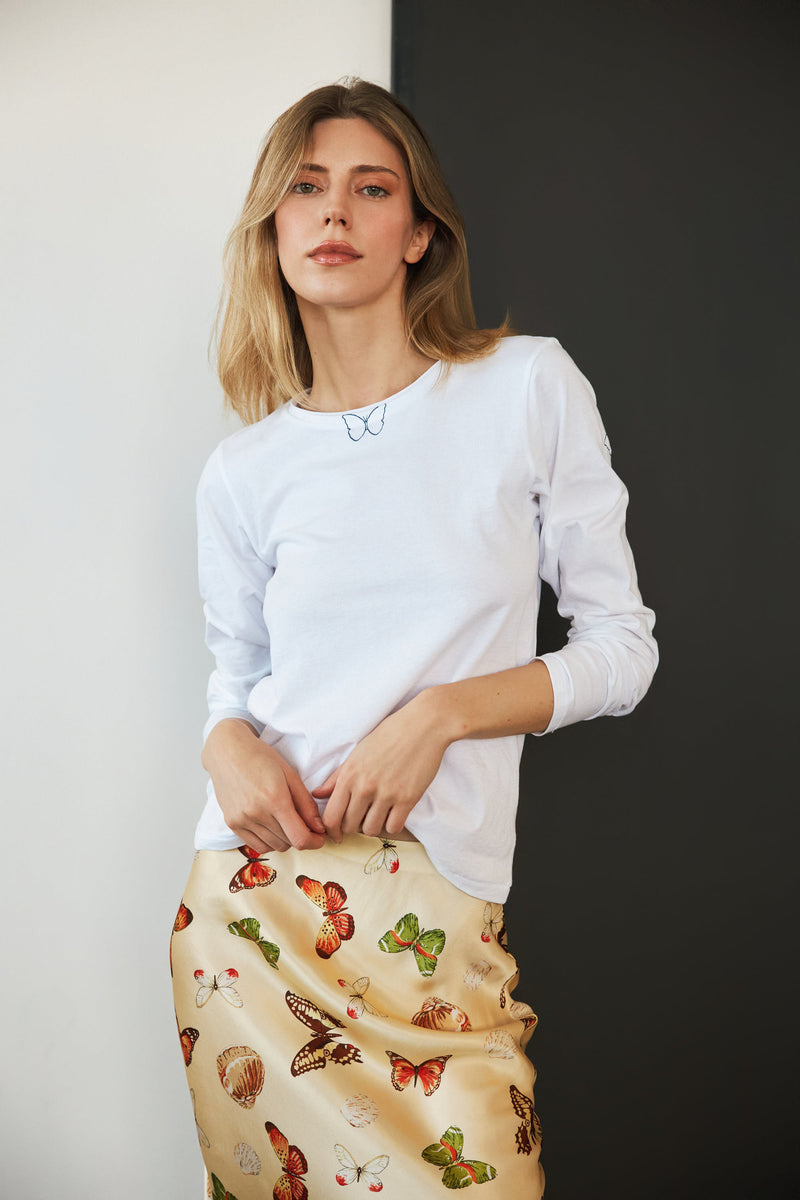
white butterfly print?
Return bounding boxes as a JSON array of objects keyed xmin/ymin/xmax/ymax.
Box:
[
  {"xmin": 194, "ymin": 968, "xmax": 243, "ymax": 1008},
  {"xmin": 334, "ymin": 1144, "xmax": 389, "ymax": 1189},
  {"xmin": 342, "ymin": 403, "xmax": 386, "ymax": 442},
  {"xmin": 337, "ymin": 976, "xmax": 387, "ymax": 1020},
  {"xmin": 189, "ymin": 1088, "xmax": 210, "ymax": 1149},
  {"xmin": 363, "ymin": 838, "xmax": 399, "ymax": 875}
]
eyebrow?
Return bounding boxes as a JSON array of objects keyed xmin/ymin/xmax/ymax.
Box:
[{"xmin": 298, "ymin": 162, "xmax": 401, "ymax": 181}]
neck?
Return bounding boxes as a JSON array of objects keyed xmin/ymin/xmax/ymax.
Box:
[{"xmin": 296, "ymin": 292, "xmax": 437, "ymax": 413}]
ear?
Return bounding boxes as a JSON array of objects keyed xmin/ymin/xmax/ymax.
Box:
[{"xmin": 404, "ymin": 218, "xmax": 436, "ymax": 264}]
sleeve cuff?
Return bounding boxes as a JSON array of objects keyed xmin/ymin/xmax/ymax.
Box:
[
  {"xmin": 202, "ymin": 708, "xmax": 265, "ymax": 744},
  {"xmin": 533, "ymin": 653, "xmax": 575, "ymax": 735}
]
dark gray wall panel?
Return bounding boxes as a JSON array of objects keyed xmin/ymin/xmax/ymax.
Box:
[{"xmin": 393, "ymin": 2, "xmax": 799, "ymax": 1196}]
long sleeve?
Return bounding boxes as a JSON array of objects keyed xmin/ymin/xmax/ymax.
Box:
[
  {"xmin": 530, "ymin": 340, "xmax": 658, "ymax": 731},
  {"xmin": 196, "ymin": 444, "xmax": 273, "ymax": 743}
]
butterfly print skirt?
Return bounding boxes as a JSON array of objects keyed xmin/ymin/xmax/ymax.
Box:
[{"xmin": 171, "ymin": 834, "xmax": 544, "ymax": 1198}]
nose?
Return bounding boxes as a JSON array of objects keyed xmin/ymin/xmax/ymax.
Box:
[{"xmin": 323, "ymin": 188, "xmax": 351, "ymax": 229}]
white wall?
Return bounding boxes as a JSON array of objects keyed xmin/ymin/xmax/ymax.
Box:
[{"xmin": 0, "ymin": 2, "xmax": 390, "ymax": 1194}]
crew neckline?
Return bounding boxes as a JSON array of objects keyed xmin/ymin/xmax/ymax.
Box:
[{"xmin": 286, "ymin": 359, "xmax": 442, "ymax": 424}]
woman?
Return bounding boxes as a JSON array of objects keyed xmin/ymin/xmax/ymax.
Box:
[{"xmin": 171, "ymin": 79, "xmax": 657, "ymax": 1198}]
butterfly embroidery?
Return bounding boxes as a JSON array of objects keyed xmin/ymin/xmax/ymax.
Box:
[
  {"xmin": 378, "ymin": 912, "xmax": 445, "ymax": 977},
  {"xmin": 228, "ymin": 916, "xmax": 281, "ymax": 969},
  {"xmin": 363, "ymin": 838, "xmax": 399, "ymax": 875},
  {"xmin": 385, "ymin": 1050, "xmax": 451, "ymax": 1097},
  {"xmin": 342, "ymin": 403, "xmax": 386, "ymax": 442},
  {"xmin": 337, "ymin": 976, "xmax": 387, "ymax": 1020},
  {"xmin": 334, "ymin": 1144, "xmax": 390, "ymax": 1190},
  {"xmin": 296, "ymin": 875, "xmax": 354, "ymax": 958},
  {"xmin": 264, "ymin": 1121, "xmax": 309, "ymax": 1200},
  {"xmin": 209, "ymin": 1173, "xmax": 238, "ymax": 1200},
  {"xmin": 285, "ymin": 989, "xmax": 362, "ymax": 1076},
  {"xmin": 194, "ymin": 968, "xmax": 243, "ymax": 1008},
  {"xmin": 421, "ymin": 1126, "xmax": 497, "ymax": 1188},
  {"xmin": 509, "ymin": 1084, "xmax": 542, "ymax": 1156},
  {"xmin": 229, "ymin": 845, "xmax": 276, "ymax": 893},
  {"xmin": 178, "ymin": 1017, "xmax": 199, "ymax": 1066}
]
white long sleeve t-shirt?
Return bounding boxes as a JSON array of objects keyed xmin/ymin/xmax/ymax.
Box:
[{"xmin": 195, "ymin": 335, "xmax": 657, "ymax": 901}]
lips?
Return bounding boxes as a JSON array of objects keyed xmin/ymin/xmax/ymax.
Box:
[{"xmin": 308, "ymin": 241, "xmax": 361, "ymax": 264}]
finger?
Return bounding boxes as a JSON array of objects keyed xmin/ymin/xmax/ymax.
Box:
[
  {"xmin": 312, "ymin": 767, "xmax": 339, "ymax": 800},
  {"xmin": 234, "ymin": 824, "xmax": 290, "ymax": 854},
  {"xmin": 287, "ymin": 772, "xmax": 327, "ymax": 835},
  {"xmin": 359, "ymin": 802, "xmax": 392, "ymax": 839},
  {"xmin": 321, "ymin": 782, "xmax": 352, "ymax": 844},
  {"xmin": 275, "ymin": 793, "xmax": 327, "ymax": 851},
  {"xmin": 383, "ymin": 804, "xmax": 411, "ymax": 837},
  {"xmin": 341, "ymin": 793, "xmax": 374, "ymax": 836}
]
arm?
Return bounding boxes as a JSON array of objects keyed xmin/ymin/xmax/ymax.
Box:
[
  {"xmin": 316, "ymin": 661, "xmax": 554, "ymax": 841},
  {"xmin": 197, "ymin": 448, "xmax": 326, "ymax": 853},
  {"xmin": 319, "ymin": 339, "xmax": 657, "ymax": 842}
]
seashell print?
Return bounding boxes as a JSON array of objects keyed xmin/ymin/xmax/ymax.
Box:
[
  {"xmin": 509, "ymin": 1000, "xmax": 538, "ymax": 1031},
  {"xmin": 483, "ymin": 1029, "xmax": 517, "ymax": 1058},
  {"xmin": 463, "ymin": 959, "xmax": 493, "ymax": 990},
  {"xmin": 216, "ymin": 1045, "xmax": 265, "ymax": 1109},
  {"xmin": 411, "ymin": 995, "xmax": 472, "ymax": 1033},
  {"xmin": 340, "ymin": 1093, "xmax": 379, "ymax": 1127},
  {"xmin": 234, "ymin": 1141, "xmax": 261, "ymax": 1175}
]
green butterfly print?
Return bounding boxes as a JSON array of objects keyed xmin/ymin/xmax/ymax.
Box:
[
  {"xmin": 210, "ymin": 1173, "xmax": 239, "ymax": 1200},
  {"xmin": 227, "ymin": 917, "xmax": 280, "ymax": 969},
  {"xmin": 421, "ymin": 1126, "xmax": 497, "ymax": 1188},
  {"xmin": 378, "ymin": 912, "xmax": 445, "ymax": 977}
]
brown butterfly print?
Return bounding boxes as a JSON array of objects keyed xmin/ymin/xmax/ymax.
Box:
[{"xmin": 284, "ymin": 990, "xmax": 362, "ymax": 1077}]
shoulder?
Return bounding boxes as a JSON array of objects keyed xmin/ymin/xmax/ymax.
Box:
[
  {"xmin": 197, "ymin": 404, "xmax": 294, "ymax": 499},
  {"xmin": 449, "ymin": 334, "xmax": 575, "ymax": 390}
]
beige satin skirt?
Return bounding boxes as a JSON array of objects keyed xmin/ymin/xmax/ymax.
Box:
[{"xmin": 171, "ymin": 834, "xmax": 544, "ymax": 1198}]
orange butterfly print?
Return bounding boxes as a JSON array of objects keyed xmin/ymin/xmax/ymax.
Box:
[
  {"xmin": 169, "ymin": 900, "xmax": 193, "ymax": 976},
  {"xmin": 264, "ymin": 1121, "xmax": 309, "ymax": 1200},
  {"xmin": 178, "ymin": 1018, "xmax": 199, "ymax": 1066},
  {"xmin": 173, "ymin": 901, "xmax": 193, "ymax": 932},
  {"xmin": 229, "ymin": 845, "xmax": 276, "ymax": 893},
  {"xmin": 285, "ymin": 989, "xmax": 362, "ymax": 1077},
  {"xmin": 295, "ymin": 875, "xmax": 354, "ymax": 958},
  {"xmin": 510, "ymin": 1083, "xmax": 542, "ymax": 1155},
  {"xmin": 385, "ymin": 1050, "xmax": 451, "ymax": 1097}
]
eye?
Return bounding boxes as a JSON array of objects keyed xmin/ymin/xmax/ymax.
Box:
[
  {"xmin": 291, "ymin": 181, "xmax": 319, "ymax": 195},
  {"xmin": 361, "ymin": 184, "xmax": 389, "ymax": 198}
]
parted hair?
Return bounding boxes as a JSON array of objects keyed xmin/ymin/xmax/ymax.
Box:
[{"xmin": 216, "ymin": 78, "xmax": 508, "ymax": 423}]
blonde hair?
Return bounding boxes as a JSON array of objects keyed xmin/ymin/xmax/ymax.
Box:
[{"xmin": 216, "ymin": 78, "xmax": 508, "ymax": 423}]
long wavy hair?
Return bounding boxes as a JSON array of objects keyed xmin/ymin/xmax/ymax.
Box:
[{"xmin": 216, "ymin": 78, "xmax": 508, "ymax": 423}]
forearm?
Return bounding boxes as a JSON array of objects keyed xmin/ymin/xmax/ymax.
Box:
[
  {"xmin": 419, "ymin": 660, "xmax": 555, "ymax": 746},
  {"xmin": 201, "ymin": 716, "xmax": 261, "ymax": 775}
]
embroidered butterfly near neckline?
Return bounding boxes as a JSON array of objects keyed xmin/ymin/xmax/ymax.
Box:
[{"xmin": 342, "ymin": 403, "xmax": 386, "ymax": 442}]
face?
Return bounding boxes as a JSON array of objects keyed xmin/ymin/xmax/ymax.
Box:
[{"xmin": 273, "ymin": 117, "xmax": 433, "ymax": 315}]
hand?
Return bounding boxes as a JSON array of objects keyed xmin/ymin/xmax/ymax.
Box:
[
  {"xmin": 202, "ymin": 719, "xmax": 327, "ymax": 853},
  {"xmin": 313, "ymin": 693, "xmax": 449, "ymax": 843}
]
